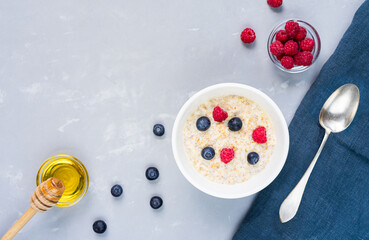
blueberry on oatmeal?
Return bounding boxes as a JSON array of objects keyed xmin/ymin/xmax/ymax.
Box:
[
  {"xmin": 196, "ymin": 116, "xmax": 211, "ymax": 131},
  {"xmin": 201, "ymin": 147, "xmax": 215, "ymax": 160},
  {"xmin": 247, "ymin": 152, "xmax": 260, "ymax": 165},
  {"xmin": 228, "ymin": 117, "xmax": 243, "ymax": 131}
]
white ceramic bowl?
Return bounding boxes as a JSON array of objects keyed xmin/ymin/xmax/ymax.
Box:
[{"xmin": 172, "ymin": 83, "xmax": 289, "ymax": 199}]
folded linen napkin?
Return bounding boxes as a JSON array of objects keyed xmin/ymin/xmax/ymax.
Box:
[{"xmin": 233, "ymin": 1, "xmax": 369, "ymax": 239}]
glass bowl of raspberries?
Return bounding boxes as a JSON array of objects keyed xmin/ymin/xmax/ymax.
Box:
[{"xmin": 267, "ymin": 19, "xmax": 321, "ymax": 73}]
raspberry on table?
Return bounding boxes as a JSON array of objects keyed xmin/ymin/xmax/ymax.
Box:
[
  {"xmin": 270, "ymin": 40, "xmax": 284, "ymax": 57},
  {"xmin": 300, "ymin": 38, "xmax": 315, "ymax": 52},
  {"xmin": 294, "ymin": 26, "xmax": 307, "ymax": 41},
  {"xmin": 276, "ymin": 30, "xmax": 289, "ymax": 43},
  {"xmin": 294, "ymin": 51, "xmax": 313, "ymax": 66},
  {"xmin": 220, "ymin": 148, "xmax": 234, "ymax": 164},
  {"xmin": 267, "ymin": 0, "xmax": 283, "ymax": 8},
  {"xmin": 252, "ymin": 126, "xmax": 267, "ymax": 144},
  {"xmin": 285, "ymin": 21, "xmax": 299, "ymax": 38},
  {"xmin": 240, "ymin": 28, "xmax": 256, "ymax": 44},
  {"xmin": 213, "ymin": 106, "xmax": 228, "ymax": 122},
  {"xmin": 284, "ymin": 40, "xmax": 299, "ymax": 56},
  {"xmin": 281, "ymin": 56, "xmax": 294, "ymax": 69}
]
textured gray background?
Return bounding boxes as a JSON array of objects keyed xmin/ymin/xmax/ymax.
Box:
[{"xmin": 0, "ymin": 0, "xmax": 364, "ymax": 239}]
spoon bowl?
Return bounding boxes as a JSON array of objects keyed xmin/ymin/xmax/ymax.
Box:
[{"xmin": 320, "ymin": 84, "xmax": 360, "ymax": 133}]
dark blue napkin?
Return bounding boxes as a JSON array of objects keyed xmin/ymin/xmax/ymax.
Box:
[{"xmin": 233, "ymin": 1, "xmax": 369, "ymax": 239}]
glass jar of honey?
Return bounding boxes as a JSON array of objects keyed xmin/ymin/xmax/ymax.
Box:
[{"xmin": 36, "ymin": 154, "xmax": 89, "ymax": 207}]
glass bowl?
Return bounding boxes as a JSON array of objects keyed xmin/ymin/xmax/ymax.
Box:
[
  {"xmin": 267, "ymin": 19, "xmax": 321, "ymax": 73},
  {"xmin": 36, "ymin": 154, "xmax": 89, "ymax": 207}
]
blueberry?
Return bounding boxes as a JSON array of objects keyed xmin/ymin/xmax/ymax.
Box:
[
  {"xmin": 196, "ymin": 116, "xmax": 211, "ymax": 131},
  {"xmin": 111, "ymin": 184, "xmax": 123, "ymax": 197},
  {"xmin": 93, "ymin": 220, "xmax": 107, "ymax": 234},
  {"xmin": 228, "ymin": 117, "xmax": 243, "ymax": 131},
  {"xmin": 201, "ymin": 147, "xmax": 215, "ymax": 160},
  {"xmin": 146, "ymin": 167, "xmax": 159, "ymax": 180},
  {"xmin": 247, "ymin": 152, "xmax": 259, "ymax": 165},
  {"xmin": 150, "ymin": 196, "xmax": 163, "ymax": 209},
  {"xmin": 153, "ymin": 124, "xmax": 165, "ymax": 136}
]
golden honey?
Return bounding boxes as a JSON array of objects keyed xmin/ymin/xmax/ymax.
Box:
[{"xmin": 36, "ymin": 154, "xmax": 89, "ymax": 207}]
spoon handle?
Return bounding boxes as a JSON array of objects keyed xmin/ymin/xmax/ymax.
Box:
[{"xmin": 279, "ymin": 131, "xmax": 330, "ymax": 223}]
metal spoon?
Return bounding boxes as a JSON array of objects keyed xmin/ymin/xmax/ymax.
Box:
[{"xmin": 279, "ymin": 84, "xmax": 360, "ymax": 223}]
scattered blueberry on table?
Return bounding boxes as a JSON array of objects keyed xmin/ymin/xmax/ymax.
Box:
[
  {"xmin": 111, "ymin": 184, "xmax": 123, "ymax": 197},
  {"xmin": 150, "ymin": 196, "xmax": 163, "ymax": 209},
  {"xmin": 93, "ymin": 220, "xmax": 107, "ymax": 234},
  {"xmin": 146, "ymin": 167, "xmax": 159, "ymax": 180},
  {"xmin": 247, "ymin": 152, "xmax": 260, "ymax": 165},
  {"xmin": 196, "ymin": 116, "xmax": 211, "ymax": 131},
  {"xmin": 201, "ymin": 147, "xmax": 215, "ymax": 160},
  {"xmin": 228, "ymin": 117, "xmax": 243, "ymax": 131},
  {"xmin": 153, "ymin": 124, "xmax": 165, "ymax": 136}
]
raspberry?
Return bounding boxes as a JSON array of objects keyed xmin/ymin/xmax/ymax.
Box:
[
  {"xmin": 270, "ymin": 41, "xmax": 284, "ymax": 57},
  {"xmin": 285, "ymin": 21, "xmax": 299, "ymax": 38},
  {"xmin": 281, "ymin": 56, "xmax": 294, "ymax": 69},
  {"xmin": 300, "ymin": 38, "xmax": 315, "ymax": 52},
  {"xmin": 213, "ymin": 106, "xmax": 228, "ymax": 122},
  {"xmin": 294, "ymin": 51, "xmax": 313, "ymax": 66},
  {"xmin": 293, "ymin": 52, "xmax": 302, "ymax": 65},
  {"xmin": 267, "ymin": 0, "xmax": 283, "ymax": 8},
  {"xmin": 240, "ymin": 28, "xmax": 256, "ymax": 44},
  {"xmin": 276, "ymin": 30, "xmax": 289, "ymax": 43},
  {"xmin": 252, "ymin": 127, "xmax": 267, "ymax": 144},
  {"xmin": 294, "ymin": 26, "xmax": 307, "ymax": 41},
  {"xmin": 284, "ymin": 40, "xmax": 299, "ymax": 56},
  {"xmin": 220, "ymin": 148, "xmax": 234, "ymax": 164},
  {"xmin": 276, "ymin": 54, "xmax": 284, "ymax": 61}
]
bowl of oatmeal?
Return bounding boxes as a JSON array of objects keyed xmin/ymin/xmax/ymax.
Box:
[{"xmin": 172, "ymin": 83, "xmax": 289, "ymax": 199}]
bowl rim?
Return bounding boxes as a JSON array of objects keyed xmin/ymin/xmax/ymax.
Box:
[{"xmin": 172, "ymin": 83, "xmax": 289, "ymax": 198}]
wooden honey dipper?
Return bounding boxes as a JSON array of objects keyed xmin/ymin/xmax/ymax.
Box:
[{"xmin": 1, "ymin": 177, "xmax": 65, "ymax": 240}]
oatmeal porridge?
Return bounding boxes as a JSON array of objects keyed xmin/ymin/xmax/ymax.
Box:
[{"xmin": 183, "ymin": 95, "xmax": 276, "ymax": 184}]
